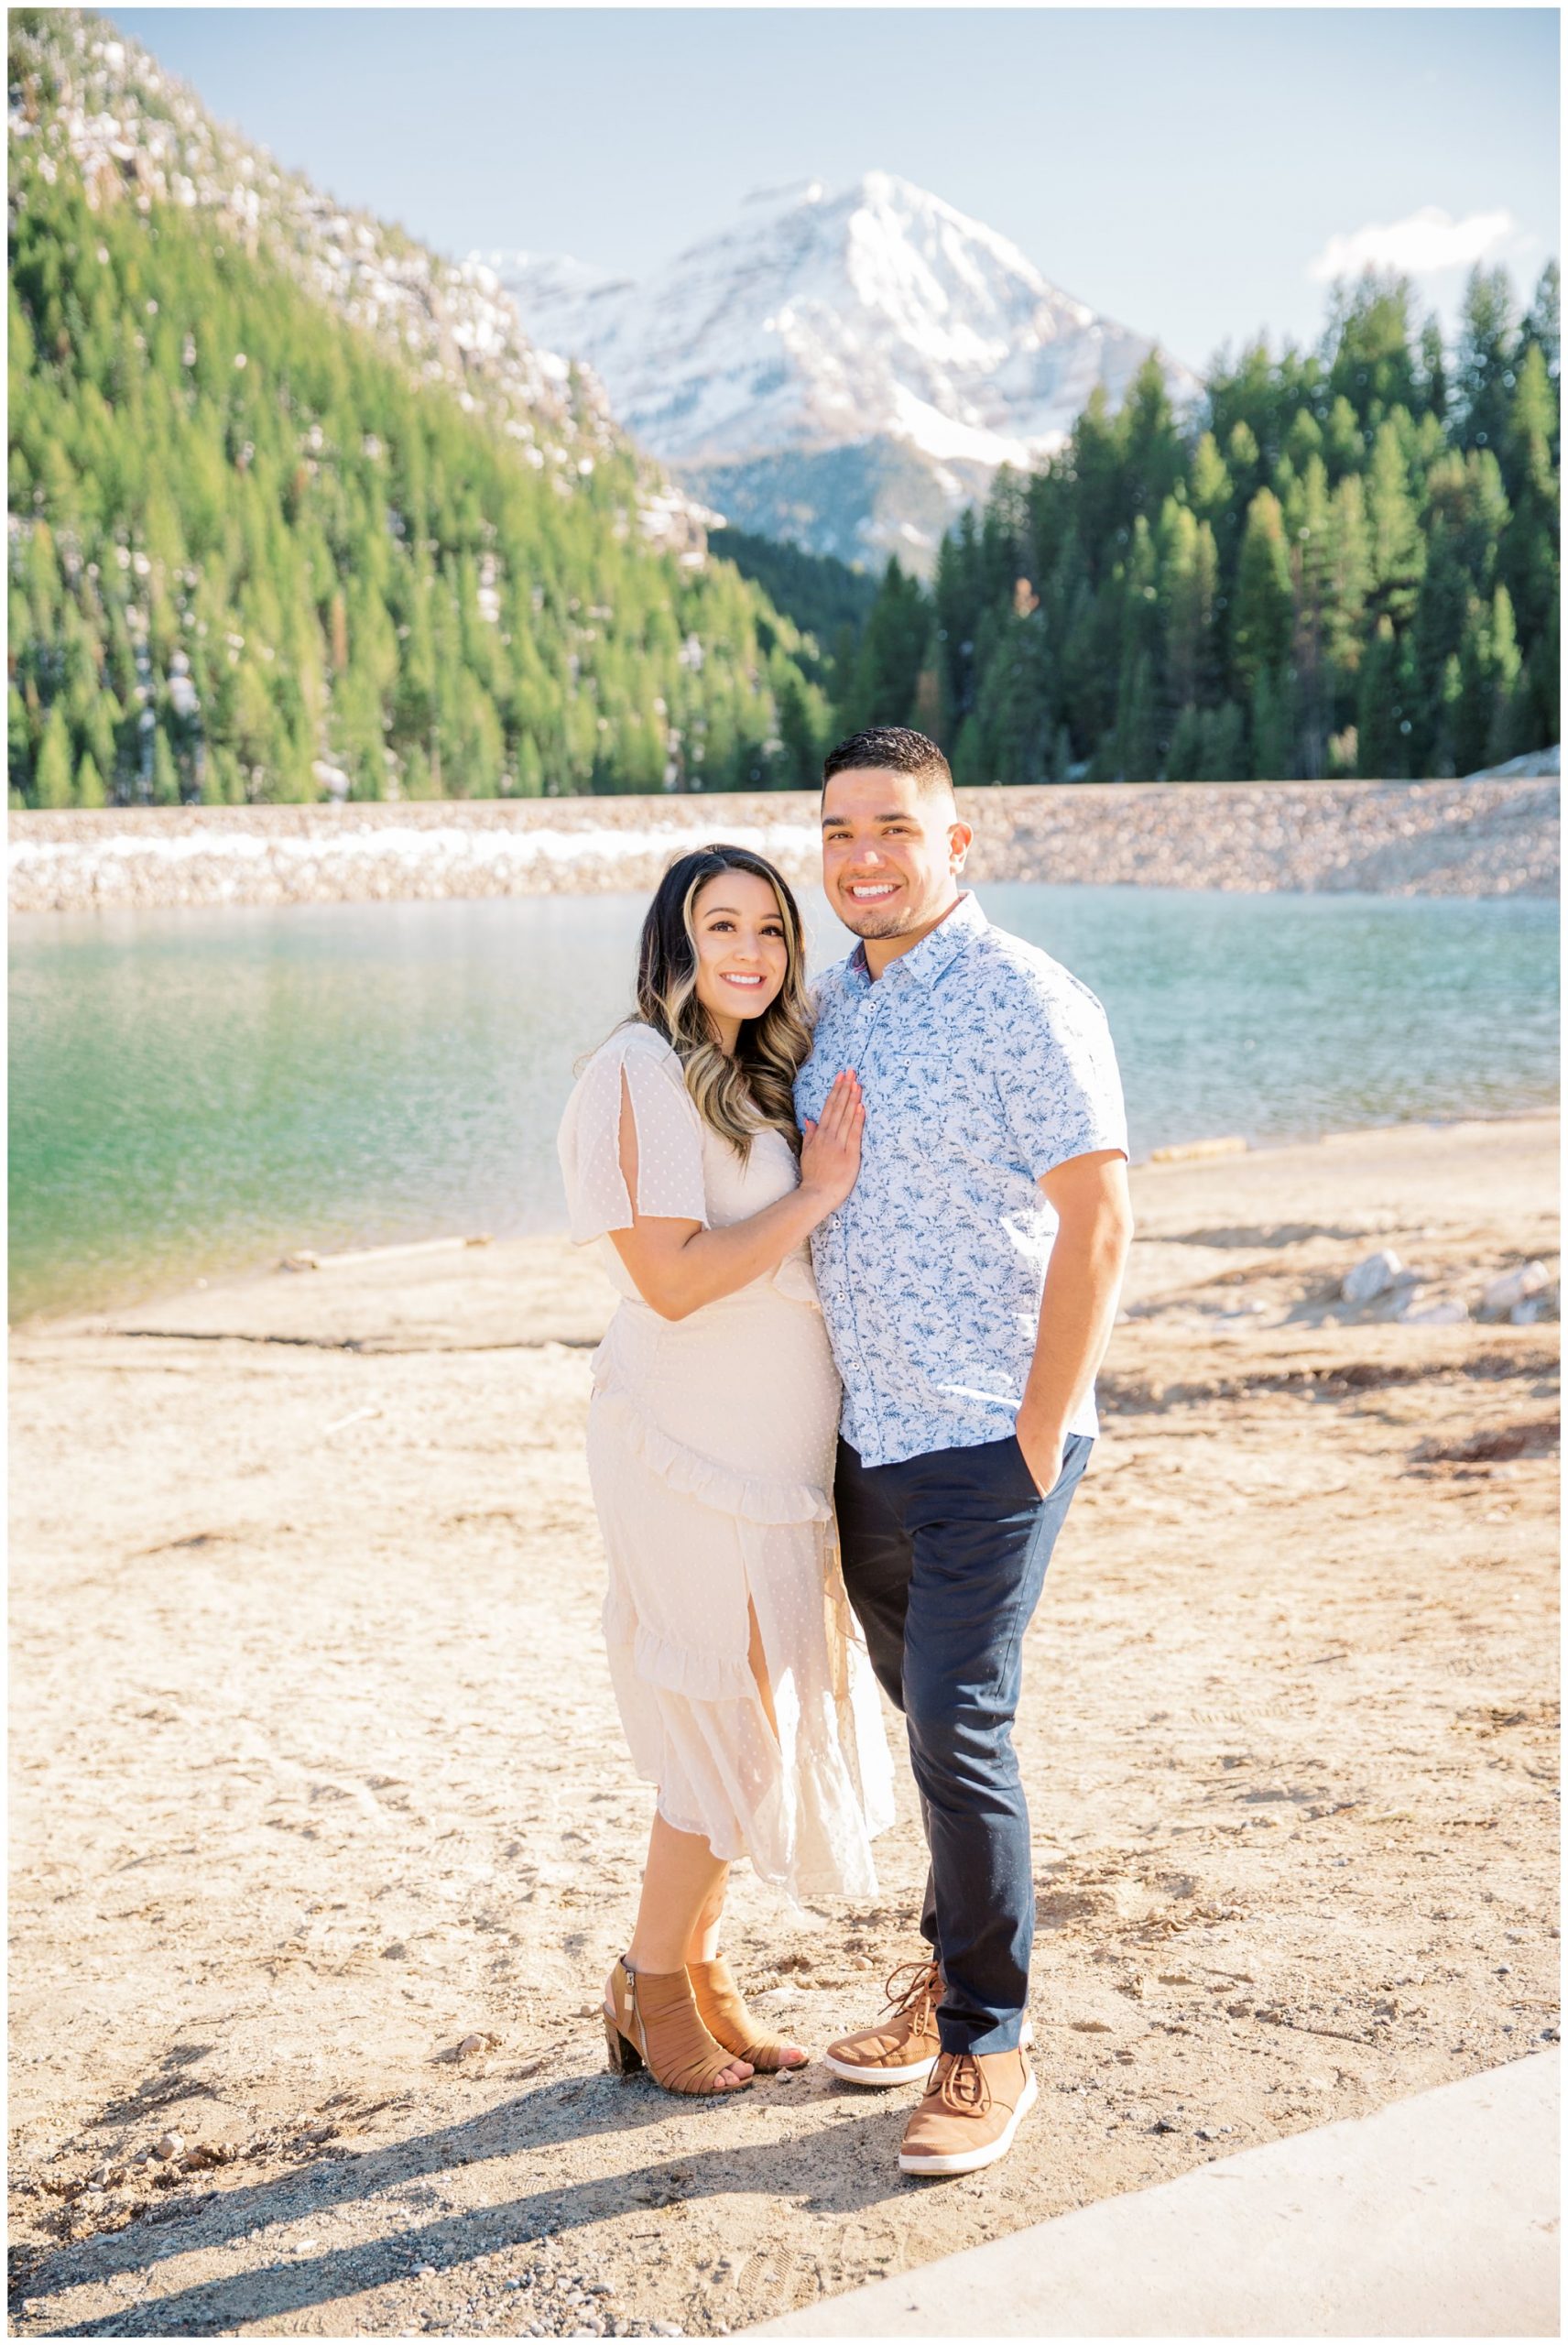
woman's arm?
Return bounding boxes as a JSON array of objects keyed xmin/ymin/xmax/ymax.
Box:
[{"xmin": 609, "ymin": 1069, "xmax": 863, "ymax": 1321}]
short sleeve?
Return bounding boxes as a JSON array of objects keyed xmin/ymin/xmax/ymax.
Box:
[
  {"xmin": 557, "ymin": 1027, "xmax": 710, "ymax": 1244},
  {"xmin": 996, "ymin": 972, "xmax": 1128, "ymax": 1180}
]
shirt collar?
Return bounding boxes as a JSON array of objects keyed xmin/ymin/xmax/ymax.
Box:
[{"xmin": 847, "ymin": 889, "xmax": 987, "ymax": 991}]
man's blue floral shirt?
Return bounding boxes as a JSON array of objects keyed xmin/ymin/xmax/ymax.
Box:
[{"xmin": 797, "ymin": 891, "xmax": 1127, "ymax": 1467}]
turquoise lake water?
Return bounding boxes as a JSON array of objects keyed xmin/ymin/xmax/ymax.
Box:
[{"xmin": 9, "ymin": 884, "xmax": 1559, "ymax": 1322}]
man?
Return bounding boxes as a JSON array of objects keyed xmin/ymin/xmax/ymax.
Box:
[{"xmin": 796, "ymin": 725, "xmax": 1133, "ymax": 2178}]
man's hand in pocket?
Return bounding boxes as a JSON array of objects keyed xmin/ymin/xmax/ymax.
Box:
[{"xmin": 1014, "ymin": 1408, "xmax": 1065, "ymax": 1500}]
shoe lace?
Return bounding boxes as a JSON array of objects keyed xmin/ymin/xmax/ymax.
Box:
[
  {"xmin": 934, "ymin": 2051, "xmax": 991, "ymax": 2115},
  {"xmin": 882, "ymin": 1958, "xmax": 941, "ymax": 2029}
]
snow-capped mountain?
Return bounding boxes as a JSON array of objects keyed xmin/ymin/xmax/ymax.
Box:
[
  {"xmin": 492, "ymin": 173, "xmax": 1197, "ymax": 569},
  {"xmin": 8, "ymin": 12, "xmax": 708, "ymax": 557}
]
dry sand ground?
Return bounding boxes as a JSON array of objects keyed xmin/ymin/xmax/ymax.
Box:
[{"xmin": 9, "ymin": 1116, "xmax": 1561, "ymax": 2340}]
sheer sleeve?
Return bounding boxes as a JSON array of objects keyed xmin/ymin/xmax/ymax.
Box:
[{"xmin": 557, "ymin": 1026, "xmax": 709, "ymax": 1245}]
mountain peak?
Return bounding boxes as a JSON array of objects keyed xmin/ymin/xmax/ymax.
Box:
[{"xmin": 498, "ymin": 176, "xmax": 1194, "ymax": 567}]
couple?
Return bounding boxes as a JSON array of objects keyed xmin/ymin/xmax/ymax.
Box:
[{"xmin": 556, "ymin": 725, "xmax": 1132, "ymax": 2178}]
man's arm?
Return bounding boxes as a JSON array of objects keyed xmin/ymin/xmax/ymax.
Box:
[{"xmin": 1014, "ymin": 1149, "xmax": 1134, "ymax": 1495}]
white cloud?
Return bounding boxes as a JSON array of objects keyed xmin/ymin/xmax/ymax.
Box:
[{"xmin": 1306, "ymin": 205, "xmax": 1517, "ymax": 285}]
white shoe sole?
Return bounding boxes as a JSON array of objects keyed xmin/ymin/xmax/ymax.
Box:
[
  {"xmin": 825, "ymin": 2018, "xmax": 1033, "ymax": 2093},
  {"xmin": 898, "ymin": 2063, "xmax": 1039, "ymax": 2176},
  {"xmin": 822, "ymin": 2048, "xmax": 938, "ymax": 2088}
]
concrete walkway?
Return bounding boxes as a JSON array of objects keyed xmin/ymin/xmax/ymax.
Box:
[{"xmin": 755, "ymin": 2053, "xmax": 1559, "ymax": 2338}]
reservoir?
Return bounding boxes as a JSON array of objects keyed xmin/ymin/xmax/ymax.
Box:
[{"xmin": 9, "ymin": 884, "xmax": 1558, "ymax": 1322}]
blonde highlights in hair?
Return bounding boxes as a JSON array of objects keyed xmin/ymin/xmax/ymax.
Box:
[{"xmin": 635, "ymin": 845, "xmax": 813, "ymax": 1158}]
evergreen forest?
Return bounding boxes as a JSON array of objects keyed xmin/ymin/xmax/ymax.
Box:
[
  {"xmin": 7, "ymin": 125, "xmax": 833, "ymax": 808},
  {"xmin": 8, "ymin": 11, "xmax": 1559, "ymax": 806},
  {"xmin": 844, "ymin": 267, "xmax": 1560, "ymax": 784}
]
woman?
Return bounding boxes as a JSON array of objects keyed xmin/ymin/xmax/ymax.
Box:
[{"xmin": 557, "ymin": 845, "xmax": 894, "ymax": 2098}]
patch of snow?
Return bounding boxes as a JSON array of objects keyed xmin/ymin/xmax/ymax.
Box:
[
  {"xmin": 1465, "ymin": 745, "xmax": 1560, "ymax": 781},
  {"xmin": 8, "ymin": 822, "xmax": 823, "ymax": 879}
]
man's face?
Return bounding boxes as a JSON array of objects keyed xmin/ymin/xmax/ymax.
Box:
[{"xmin": 821, "ymin": 768, "xmax": 973, "ymax": 942}]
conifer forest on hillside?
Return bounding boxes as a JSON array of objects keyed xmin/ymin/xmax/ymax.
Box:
[
  {"xmin": 8, "ymin": 11, "xmax": 1560, "ymax": 806},
  {"xmin": 848, "ymin": 267, "xmax": 1559, "ymax": 787}
]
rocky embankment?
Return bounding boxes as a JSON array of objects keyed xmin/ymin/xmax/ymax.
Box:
[{"xmin": 9, "ymin": 778, "xmax": 1559, "ymax": 913}]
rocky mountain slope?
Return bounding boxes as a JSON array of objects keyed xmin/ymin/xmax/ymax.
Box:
[
  {"xmin": 8, "ymin": 10, "xmax": 840, "ymax": 806},
  {"xmin": 9, "ymin": 9, "xmax": 703, "ymax": 556}
]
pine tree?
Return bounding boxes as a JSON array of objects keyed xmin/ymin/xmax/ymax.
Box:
[
  {"xmin": 1189, "ymin": 431, "xmax": 1231, "ymax": 526},
  {"xmin": 1116, "ymin": 355, "xmax": 1185, "ymax": 517},
  {"xmin": 514, "ymin": 734, "xmax": 545, "ymax": 798},
  {"xmin": 1289, "ymin": 453, "xmax": 1335, "ymax": 775},
  {"xmin": 1250, "ymin": 666, "xmax": 1293, "ymax": 780},
  {"xmin": 1326, "ymin": 273, "xmax": 1419, "ymax": 425},
  {"xmin": 34, "ymin": 704, "xmax": 72, "ymax": 809},
  {"xmin": 210, "ymin": 746, "xmax": 245, "ymax": 805},
  {"xmin": 9, "ymin": 683, "xmax": 32, "ymax": 802},
  {"xmin": 950, "ymin": 711, "xmax": 988, "ymax": 787},
  {"xmin": 1115, "ymin": 651, "xmax": 1158, "ymax": 780},
  {"xmin": 1454, "ymin": 266, "xmax": 1517, "ymax": 455},
  {"xmin": 1365, "ymin": 420, "xmax": 1425, "ymax": 627},
  {"xmin": 1410, "ymin": 527, "xmax": 1471, "ymax": 775},
  {"xmin": 1497, "ymin": 342, "xmax": 1560, "ymax": 654},
  {"xmin": 1232, "ymin": 490, "xmax": 1294, "ymax": 689},
  {"xmin": 1165, "ymin": 704, "xmax": 1203, "ymax": 781},
  {"xmin": 838, "ymin": 559, "xmax": 931, "ymax": 735},
  {"xmin": 151, "ymin": 726, "xmax": 181, "ymax": 805},
  {"xmin": 1484, "ymin": 584, "xmax": 1525, "ymax": 768},
  {"xmin": 401, "ymin": 743, "xmax": 438, "ymax": 801},
  {"xmin": 1199, "ymin": 702, "xmax": 1247, "ymax": 781},
  {"xmin": 986, "ymin": 607, "xmax": 1054, "ymax": 785},
  {"xmin": 1450, "ymin": 605, "xmax": 1495, "ymax": 776},
  {"xmin": 1356, "ymin": 617, "xmax": 1401, "ymax": 777},
  {"xmin": 1323, "ymin": 473, "xmax": 1371, "ymax": 677},
  {"xmin": 1518, "ymin": 260, "xmax": 1561, "ymax": 398},
  {"xmin": 932, "ymin": 511, "xmax": 981, "ymax": 738},
  {"xmin": 1160, "ymin": 503, "xmax": 1216, "ymax": 710},
  {"xmin": 1524, "ymin": 620, "xmax": 1560, "ymax": 748},
  {"xmin": 1418, "ymin": 317, "xmax": 1449, "ymax": 424},
  {"xmin": 1323, "ymin": 395, "xmax": 1366, "ymax": 478},
  {"xmin": 73, "ymin": 749, "xmax": 105, "ymax": 807}
]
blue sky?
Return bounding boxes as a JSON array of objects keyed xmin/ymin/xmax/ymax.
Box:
[{"xmin": 112, "ymin": 8, "xmax": 1559, "ymax": 370}]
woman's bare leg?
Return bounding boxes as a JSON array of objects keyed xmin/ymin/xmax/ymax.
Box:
[
  {"xmin": 624, "ymin": 1813, "xmax": 751, "ymax": 2089},
  {"xmin": 676, "ymin": 1603, "xmax": 807, "ymax": 2066},
  {"xmin": 685, "ymin": 1871, "xmax": 727, "ymax": 1966}
]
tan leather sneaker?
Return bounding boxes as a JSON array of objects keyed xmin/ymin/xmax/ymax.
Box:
[
  {"xmin": 823, "ymin": 1958, "xmax": 944, "ymax": 2087},
  {"xmin": 898, "ymin": 2046, "xmax": 1039, "ymax": 2176}
]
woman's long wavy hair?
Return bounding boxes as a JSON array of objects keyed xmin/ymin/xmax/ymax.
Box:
[{"xmin": 635, "ymin": 845, "xmax": 812, "ymax": 1158}]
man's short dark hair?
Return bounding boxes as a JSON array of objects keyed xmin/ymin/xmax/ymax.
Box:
[{"xmin": 822, "ymin": 725, "xmax": 954, "ymax": 798}]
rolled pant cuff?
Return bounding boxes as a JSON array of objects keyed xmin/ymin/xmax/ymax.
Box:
[{"xmin": 940, "ymin": 2015, "xmax": 1024, "ymax": 2057}]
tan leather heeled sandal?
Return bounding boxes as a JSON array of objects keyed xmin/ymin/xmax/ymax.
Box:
[
  {"xmin": 688, "ymin": 1952, "xmax": 811, "ymax": 2071},
  {"xmin": 604, "ymin": 1958, "xmax": 754, "ymax": 2095}
]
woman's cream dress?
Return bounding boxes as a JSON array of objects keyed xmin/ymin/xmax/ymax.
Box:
[{"xmin": 557, "ymin": 1023, "xmax": 894, "ymax": 1903}]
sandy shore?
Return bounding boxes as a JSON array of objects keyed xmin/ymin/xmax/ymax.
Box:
[
  {"xmin": 9, "ymin": 777, "xmax": 1559, "ymax": 912},
  {"xmin": 8, "ymin": 1116, "xmax": 1560, "ymax": 2338}
]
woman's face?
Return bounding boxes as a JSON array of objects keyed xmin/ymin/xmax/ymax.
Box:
[{"xmin": 690, "ymin": 868, "xmax": 790, "ymax": 1044}]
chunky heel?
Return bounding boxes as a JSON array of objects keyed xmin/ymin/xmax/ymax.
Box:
[{"xmin": 604, "ymin": 2011, "xmax": 643, "ymax": 2076}]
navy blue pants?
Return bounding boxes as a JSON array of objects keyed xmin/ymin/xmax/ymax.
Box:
[{"xmin": 834, "ymin": 1429, "xmax": 1092, "ymax": 2056}]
